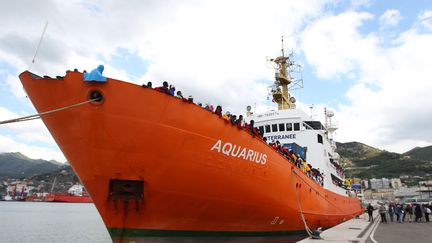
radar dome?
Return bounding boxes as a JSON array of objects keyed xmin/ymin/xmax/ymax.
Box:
[{"xmin": 327, "ymin": 110, "xmax": 334, "ymax": 117}]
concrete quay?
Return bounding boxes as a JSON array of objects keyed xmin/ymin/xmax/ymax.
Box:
[{"xmin": 298, "ymin": 212, "xmax": 432, "ymax": 243}]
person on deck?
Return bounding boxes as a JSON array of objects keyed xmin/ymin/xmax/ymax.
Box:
[
  {"xmin": 155, "ymin": 81, "xmax": 169, "ymax": 94},
  {"xmin": 84, "ymin": 65, "xmax": 107, "ymax": 82},
  {"xmin": 222, "ymin": 112, "xmax": 230, "ymax": 122},
  {"xmin": 176, "ymin": 91, "xmax": 183, "ymax": 99},
  {"xmin": 214, "ymin": 106, "xmax": 222, "ymax": 116},
  {"xmin": 249, "ymin": 120, "xmax": 256, "ymax": 136},
  {"xmin": 301, "ymin": 159, "xmax": 307, "ymax": 173},
  {"xmin": 236, "ymin": 115, "xmax": 244, "ymax": 128},
  {"xmin": 229, "ymin": 115, "xmax": 236, "ymax": 125},
  {"xmin": 142, "ymin": 81, "xmax": 152, "ymax": 88},
  {"xmin": 168, "ymin": 85, "xmax": 175, "ymax": 96},
  {"xmin": 187, "ymin": 95, "xmax": 194, "ymax": 104}
]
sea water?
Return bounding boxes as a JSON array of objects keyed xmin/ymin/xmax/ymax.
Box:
[
  {"xmin": 0, "ymin": 201, "xmax": 111, "ymax": 243},
  {"xmin": 0, "ymin": 202, "xmax": 304, "ymax": 243}
]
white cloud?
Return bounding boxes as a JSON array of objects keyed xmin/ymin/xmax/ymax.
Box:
[
  {"xmin": 0, "ymin": 0, "xmax": 332, "ymax": 160},
  {"xmin": 301, "ymin": 9, "xmax": 432, "ymax": 153},
  {"xmin": 1, "ymin": 0, "xmax": 432, "ymax": 160},
  {"xmin": 0, "ymin": 135, "xmax": 66, "ymax": 162},
  {"xmin": 0, "ymin": 105, "xmax": 62, "ymax": 159},
  {"xmin": 379, "ymin": 9, "xmax": 402, "ymax": 28},
  {"xmin": 418, "ymin": 10, "xmax": 432, "ymax": 30},
  {"xmin": 5, "ymin": 74, "xmax": 27, "ymax": 98},
  {"xmin": 301, "ymin": 11, "xmax": 377, "ymax": 80}
]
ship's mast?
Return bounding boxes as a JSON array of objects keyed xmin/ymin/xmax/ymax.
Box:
[{"xmin": 270, "ymin": 36, "xmax": 297, "ymax": 110}]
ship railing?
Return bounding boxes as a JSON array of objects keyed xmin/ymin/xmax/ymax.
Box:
[{"xmin": 326, "ymin": 121, "xmax": 338, "ymax": 131}]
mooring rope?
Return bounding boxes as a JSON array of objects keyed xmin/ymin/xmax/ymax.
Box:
[
  {"xmin": 0, "ymin": 98, "xmax": 99, "ymax": 125},
  {"xmin": 291, "ymin": 171, "xmax": 315, "ymax": 238},
  {"xmin": 292, "ymin": 170, "xmax": 350, "ymax": 215}
]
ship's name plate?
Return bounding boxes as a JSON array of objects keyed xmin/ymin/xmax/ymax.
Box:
[
  {"xmin": 210, "ymin": 139, "xmax": 267, "ymax": 165},
  {"xmin": 265, "ymin": 134, "xmax": 296, "ymax": 141}
]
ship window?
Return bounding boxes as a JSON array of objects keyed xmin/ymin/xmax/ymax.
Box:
[
  {"xmin": 265, "ymin": 125, "xmax": 271, "ymax": 133},
  {"xmin": 258, "ymin": 126, "xmax": 264, "ymax": 134},
  {"xmin": 294, "ymin": 123, "xmax": 300, "ymax": 131},
  {"xmin": 318, "ymin": 134, "xmax": 323, "ymax": 144},
  {"xmin": 286, "ymin": 123, "xmax": 292, "ymax": 131},
  {"xmin": 272, "ymin": 124, "xmax": 278, "ymax": 132},
  {"xmin": 279, "ymin": 123, "xmax": 285, "ymax": 131}
]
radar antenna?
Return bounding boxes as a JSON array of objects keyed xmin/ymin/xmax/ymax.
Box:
[{"xmin": 267, "ymin": 36, "xmax": 303, "ymax": 110}]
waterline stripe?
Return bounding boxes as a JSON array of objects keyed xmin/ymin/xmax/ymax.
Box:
[{"xmin": 108, "ymin": 228, "xmax": 308, "ymax": 237}]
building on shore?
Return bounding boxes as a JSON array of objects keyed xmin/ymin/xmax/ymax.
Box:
[
  {"xmin": 370, "ymin": 178, "xmax": 390, "ymax": 191},
  {"xmin": 390, "ymin": 178, "xmax": 402, "ymax": 189}
]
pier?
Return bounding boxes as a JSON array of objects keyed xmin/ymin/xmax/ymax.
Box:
[{"xmin": 298, "ymin": 212, "xmax": 432, "ymax": 243}]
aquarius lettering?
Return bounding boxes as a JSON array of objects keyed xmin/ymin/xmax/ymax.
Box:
[{"xmin": 210, "ymin": 139, "xmax": 267, "ymax": 165}]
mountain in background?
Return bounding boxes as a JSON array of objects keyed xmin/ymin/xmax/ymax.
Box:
[
  {"xmin": 0, "ymin": 152, "xmax": 65, "ymax": 179},
  {"xmin": 403, "ymin": 145, "xmax": 432, "ymax": 161},
  {"xmin": 337, "ymin": 142, "xmax": 432, "ymax": 179}
]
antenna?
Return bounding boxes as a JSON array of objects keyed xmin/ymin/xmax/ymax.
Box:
[
  {"xmin": 309, "ymin": 104, "xmax": 314, "ymax": 119},
  {"xmin": 29, "ymin": 21, "xmax": 49, "ymax": 71},
  {"xmin": 281, "ymin": 35, "xmax": 285, "ymax": 57}
]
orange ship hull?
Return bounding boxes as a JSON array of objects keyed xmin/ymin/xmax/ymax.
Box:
[{"xmin": 20, "ymin": 71, "xmax": 362, "ymax": 241}]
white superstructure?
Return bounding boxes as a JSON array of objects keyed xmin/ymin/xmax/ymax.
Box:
[
  {"xmin": 247, "ymin": 108, "xmax": 347, "ymax": 196},
  {"xmin": 245, "ymin": 37, "xmax": 348, "ymax": 196}
]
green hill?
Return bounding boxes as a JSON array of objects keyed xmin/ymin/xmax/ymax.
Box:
[
  {"xmin": 337, "ymin": 142, "xmax": 432, "ymax": 179},
  {"xmin": 0, "ymin": 152, "xmax": 64, "ymax": 178},
  {"xmin": 403, "ymin": 145, "xmax": 432, "ymax": 161}
]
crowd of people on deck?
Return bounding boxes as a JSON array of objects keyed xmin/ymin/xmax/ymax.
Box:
[
  {"xmin": 143, "ymin": 80, "xmax": 333, "ymax": 187},
  {"xmin": 367, "ymin": 202, "xmax": 432, "ymax": 223},
  {"xmin": 330, "ymin": 159, "xmax": 345, "ymax": 178}
]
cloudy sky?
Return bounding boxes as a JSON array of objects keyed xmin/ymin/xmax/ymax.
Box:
[{"xmin": 1, "ymin": 0, "xmax": 432, "ymax": 162}]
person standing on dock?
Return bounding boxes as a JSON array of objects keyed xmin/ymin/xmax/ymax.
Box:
[
  {"xmin": 423, "ymin": 204, "xmax": 430, "ymax": 222},
  {"xmin": 404, "ymin": 204, "xmax": 413, "ymax": 222},
  {"xmin": 415, "ymin": 204, "xmax": 423, "ymax": 223},
  {"xmin": 388, "ymin": 203, "xmax": 395, "ymax": 222},
  {"xmin": 379, "ymin": 204, "xmax": 387, "ymax": 223},
  {"xmin": 395, "ymin": 204, "xmax": 404, "ymax": 223},
  {"xmin": 367, "ymin": 203, "xmax": 374, "ymax": 222}
]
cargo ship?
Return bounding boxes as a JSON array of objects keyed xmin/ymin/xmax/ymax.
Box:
[
  {"xmin": 43, "ymin": 184, "xmax": 93, "ymax": 203},
  {"xmin": 19, "ymin": 42, "xmax": 362, "ymax": 242}
]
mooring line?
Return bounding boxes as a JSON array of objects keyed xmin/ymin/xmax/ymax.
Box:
[{"xmin": 0, "ymin": 98, "xmax": 99, "ymax": 125}]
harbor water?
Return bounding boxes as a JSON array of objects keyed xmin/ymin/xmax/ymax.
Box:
[
  {"xmin": 0, "ymin": 201, "xmax": 111, "ymax": 243},
  {"xmin": 0, "ymin": 201, "xmax": 305, "ymax": 243}
]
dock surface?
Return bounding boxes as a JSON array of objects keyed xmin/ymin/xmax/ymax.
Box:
[
  {"xmin": 366, "ymin": 219, "xmax": 432, "ymax": 243},
  {"xmin": 299, "ymin": 212, "xmax": 432, "ymax": 243}
]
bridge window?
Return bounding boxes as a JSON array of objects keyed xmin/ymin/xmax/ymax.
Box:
[
  {"xmin": 265, "ymin": 125, "xmax": 271, "ymax": 133},
  {"xmin": 293, "ymin": 123, "xmax": 300, "ymax": 131},
  {"xmin": 272, "ymin": 124, "xmax": 278, "ymax": 132},
  {"xmin": 318, "ymin": 134, "xmax": 323, "ymax": 144},
  {"xmin": 286, "ymin": 123, "xmax": 292, "ymax": 131},
  {"xmin": 258, "ymin": 126, "xmax": 264, "ymax": 134},
  {"xmin": 279, "ymin": 123, "xmax": 285, "ymax": 131}
]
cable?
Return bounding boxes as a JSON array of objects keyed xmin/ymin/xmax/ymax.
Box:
[
  {"xmin": 29, "ymin": 21, "xmax": 49, "ymax": 71},
  {"xmin": 0, "ymin": 98, "xmax": 99, "ymax": 125}
]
